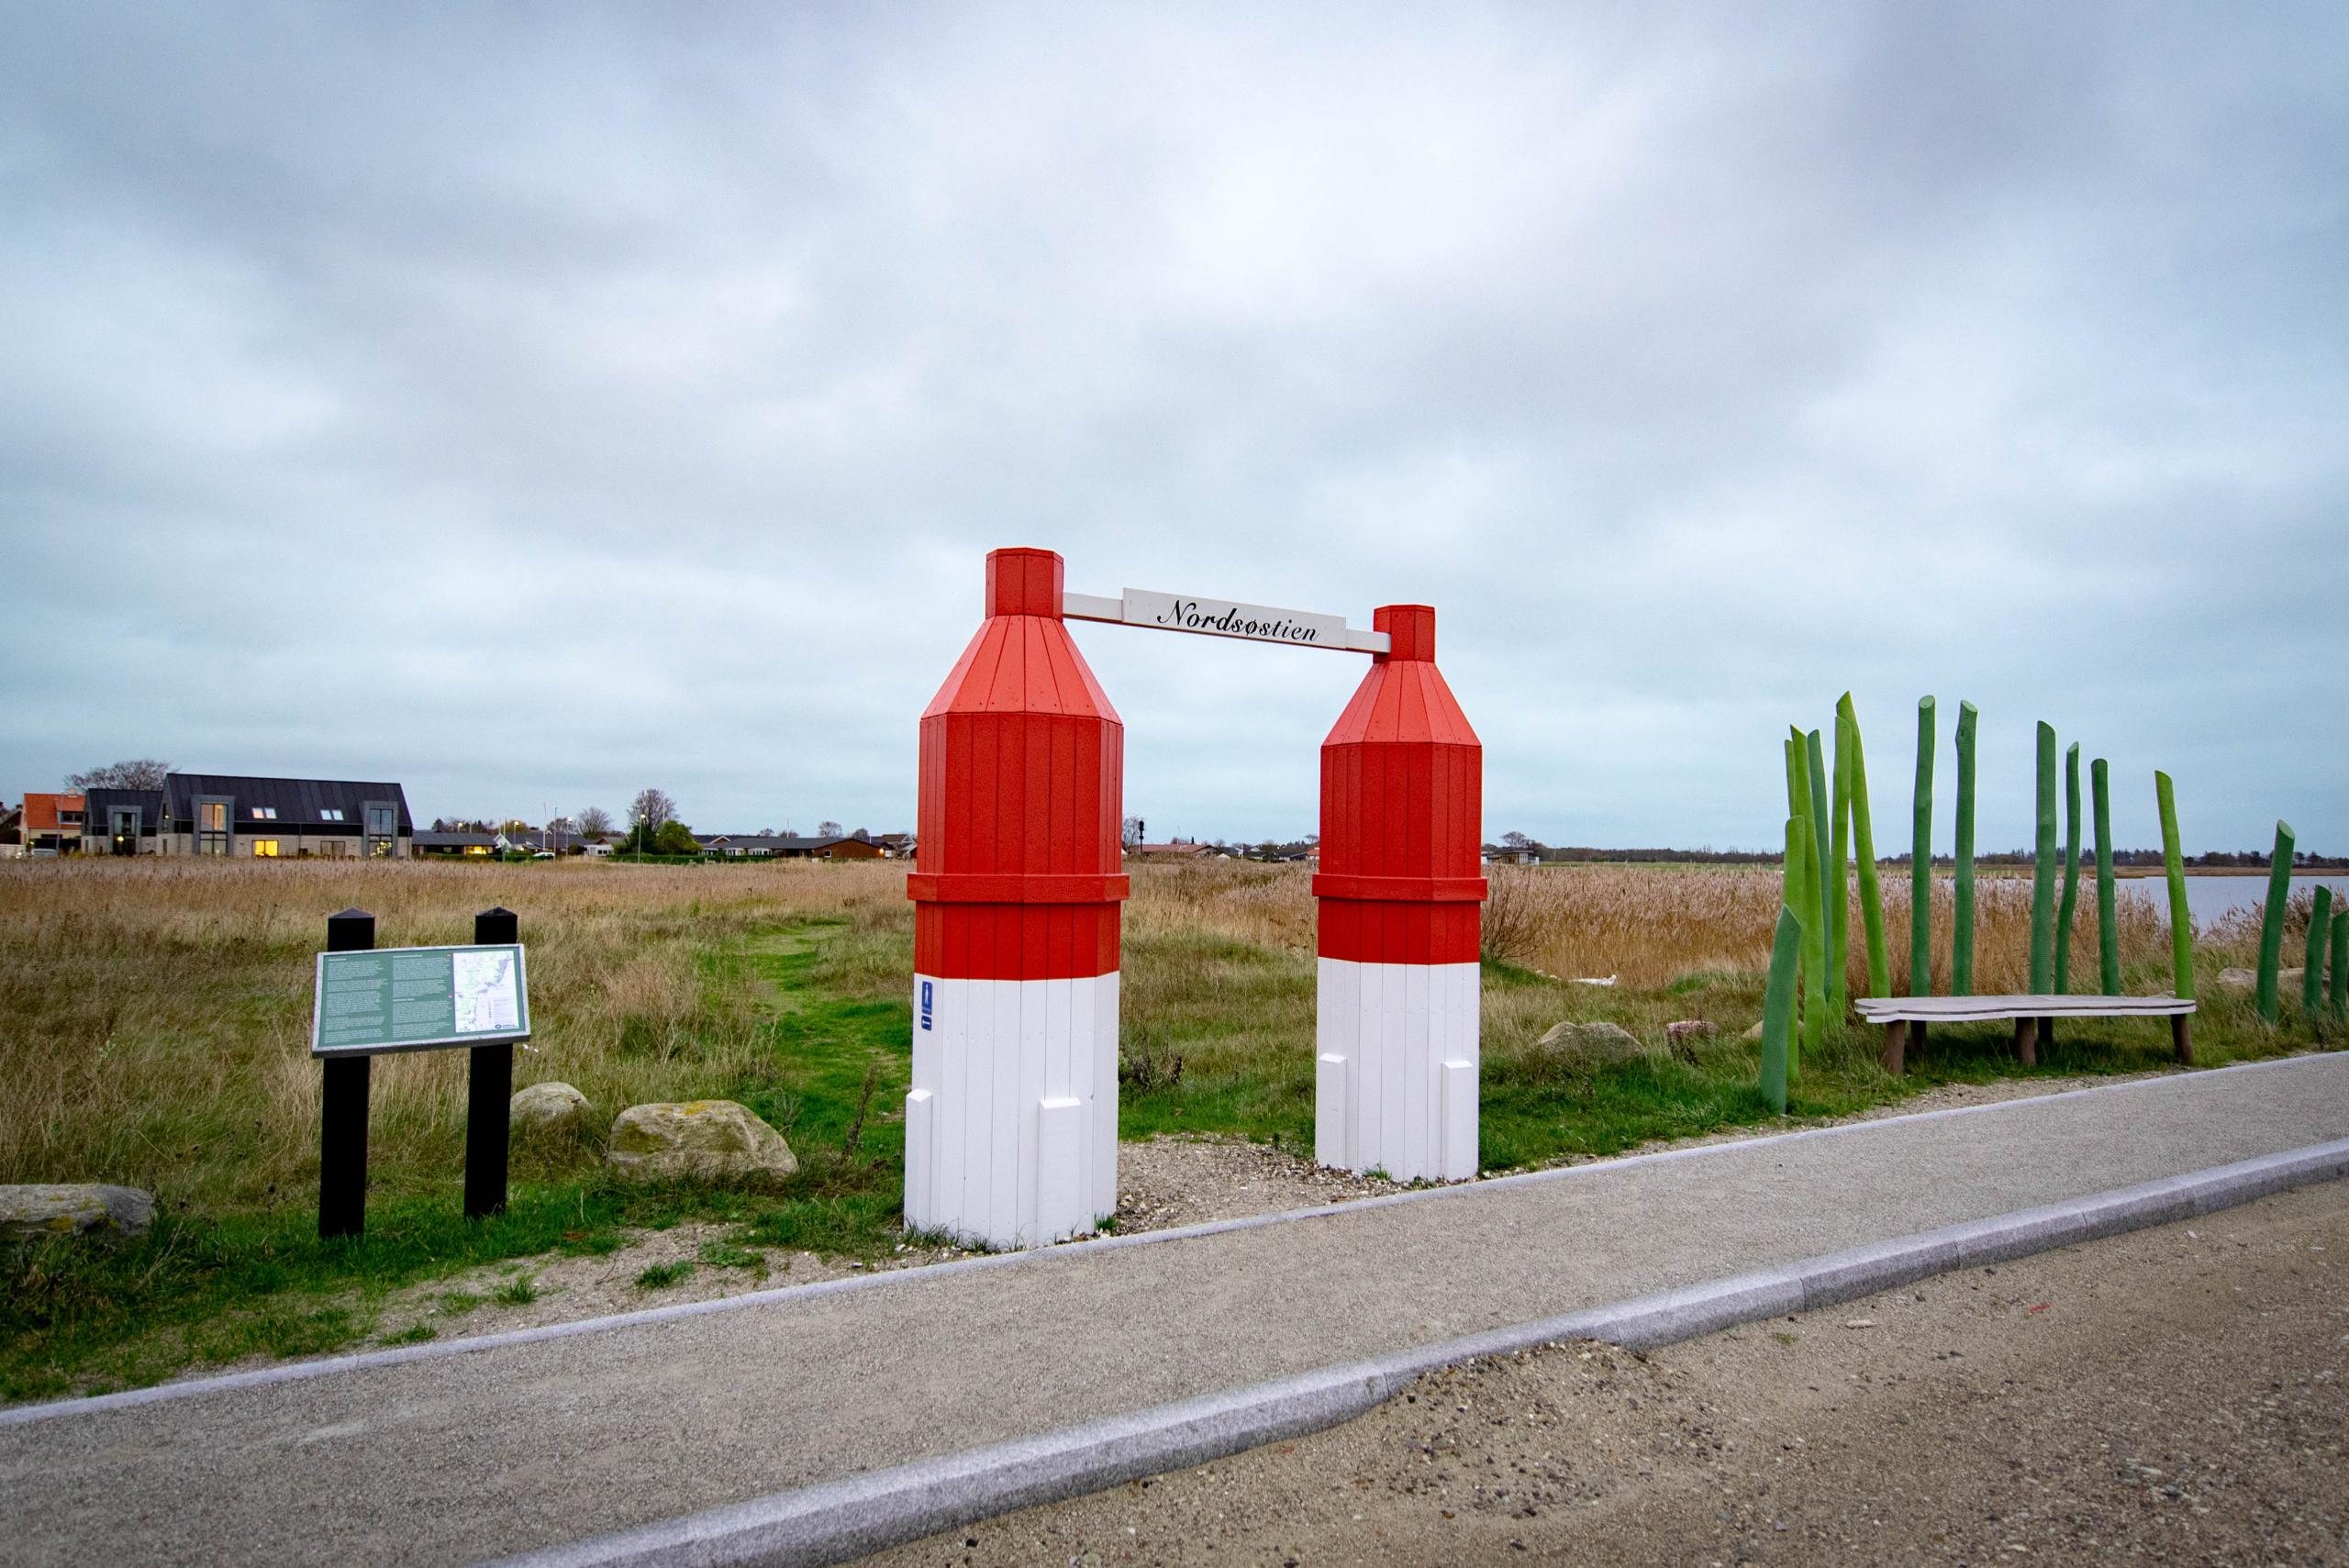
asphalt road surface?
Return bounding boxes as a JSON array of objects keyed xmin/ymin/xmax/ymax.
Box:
[{"xmin": 874, "ymin": 1180, "xmax": 2349, "ymax": 1566}]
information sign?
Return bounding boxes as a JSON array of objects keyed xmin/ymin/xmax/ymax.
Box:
[{"xmin": 310, "ymin": 943, "xmax": 531, "ymax": 1056}]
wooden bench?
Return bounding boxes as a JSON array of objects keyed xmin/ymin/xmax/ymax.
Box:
[{"xmin": 1853, "ymin": 994, "xmax": 2198, "ymax": 1074}]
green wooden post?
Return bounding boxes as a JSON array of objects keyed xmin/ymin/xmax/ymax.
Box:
[
  {"xmin": 1784, "ymin": 736, "xmax": 1803, "ymax": 821},
  {"xmin": 2154, "ymin": 772, "xmax": 2194, "ymax": 1000},
  {"xmin": 1910, "ymin": 696, "xmax": 1934, "ymax": 996},
  {"xmin": 1839, "ymin": 696, "xmax": 1888, "ymax": 998},
  {"xmin": 1790, "ymin": 810, "xmax": 1824, "ymax": 1067},
  {"xmin": 2332, "ymin": 915, "xmax": 2347, "ymax": 1023},
  {"xmin": 1760, "ymin": 870, "xmax": 1803, "ymax": 1114},
  {"xmin": 2255, "ymin": 819, "xmax": 2296, "ymax": 1025},
  {"xmin": 1805, "ymin": 728, "xmax": 1836, "ymax": 1012},
  {"xmin": 2092, "ymin": 757, "xmax": 2119, "ymax": 994},
  {"xmin": 1829, "ymin": 720, "xmax": 1854, "ymax": 1011},
  {"xmin": 2302, "ymin": 885, "xmax": 2331, "ymax": 1022},
  {"xmin": 1759, "ymin": 906, "xmax": 1802, "ymax": 1113},
  {"xmin": 2029, "ymin": 723, "xmax": 2058, "ymax": 995},
  {"xmin": 2055, "ymin": 743, "xmax": 2081, "ymax": 995},
  {"xmin": 1953, "ymin": 700, "xmax": 1979, "ymax": 995}
]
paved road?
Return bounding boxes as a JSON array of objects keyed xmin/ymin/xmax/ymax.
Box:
[{"xmin": 5, "ymin": 1055, "xmax": 2345, "ymax": 1567}]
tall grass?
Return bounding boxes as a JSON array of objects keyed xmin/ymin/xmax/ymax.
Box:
[
  {"xmin": 0, "ymin": 855, "xmax": 2277, "ymax": 1219},
  {"xmin": 0, "ymin": 860, "xmax": 898, "ymax": 1212},
  {"xmin": 1477, "ymin": 862, "xmax": 2185, "ymax": 994}
]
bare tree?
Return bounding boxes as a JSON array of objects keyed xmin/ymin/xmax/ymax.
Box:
[
  {"xmin": 67, "ymin": 759, "xmax": 173, "ymax": 790},
  {"xmin": 630, "ymin": 789, "xmax": 676, "ymax": 832},
  {"xmin": 575, "ymin": 805, "xmax": 614, "ymax": 839},
  {"xmin": 816, "ymin": 819, "xmax": 843, "ymax": 839},
  {"xmin": 1121, "ymin": 816, "xmax": 1144, "ymax": 849}
]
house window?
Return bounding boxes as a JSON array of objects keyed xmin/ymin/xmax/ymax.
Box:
[
  {"xmin": 250, "ymin": 806, "xmax": 278, "ymax": 820},
  {"xmin": 61, "ymin": 809, "xmax": 84, "ymax": 827},
  {"xmin": 196, "ymin": 799, "xmax": 231, "ymax": 856},
  {"xmin": 321, "ymin": 808, "xmax": 345, "ymax": 822},
  {"xmin": 320, "ymin": 840, "xmax": 345, "ymax": 858},
  {"xmin": 250, "ymin": 840, "xmax": 280, "ymax": 858},
  {"xmin": 363, "ymin": 803, "xmax": 395, "ymax": 857}
]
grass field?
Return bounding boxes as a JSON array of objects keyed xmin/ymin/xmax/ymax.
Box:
[{"xmin": 0, "ymin": 856, "xmax": 2334, "ymax": 1400}]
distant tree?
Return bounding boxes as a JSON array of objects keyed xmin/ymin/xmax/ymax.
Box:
[
  {"xmin": 1121, "ymin": 816, "xmax": 1144, "ymax": 849},
  {"xmin": 630, "ymin": 788, "xmax": 677, "ymax": 836},
  {"xmin": 852, "ymin": 827, "xmax": 870, "ymax": 841},
  {"xmin": 500, "ymin": 818, "xmax": 530, "ymax": 836},
  {"xmin": 67, "ymin": 759, "xmax": 173, "ymax": 791},
  {"xmin": 652, "ymin": 820, "xmax": 700, "ymax": 856},
  {"xmin": 816, "ymin": 819, "xmax": 843, "ymax": 839},
  {"xmin": 575, "ymin": 806, "xmax": 614, "ymax": 839},
  {"xmin": 1500, "ymin": 830, "xmax": 1533, "ymax": 850}
]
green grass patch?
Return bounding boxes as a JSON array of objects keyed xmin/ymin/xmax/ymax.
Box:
[{"xmin": 633, "ymin": 1261, "xmax": 694, "ymax": 1289}]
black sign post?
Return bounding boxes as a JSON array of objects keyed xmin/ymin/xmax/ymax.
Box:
[
  {"xmin": 463, "ymin": 906, "xmax": 518, "ymax": 1219},
  {"xmin": 318, "ymin": 908, "xmax": 375, "ymax": 1240},
  {"xmin": 315, "ymin": 906, "xmax": 528, "ymax": 1239}
]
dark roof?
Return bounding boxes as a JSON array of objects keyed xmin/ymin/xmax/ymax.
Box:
[
  {"xmin": 165, "ymin": 774, "xmax": 412, "ymax": 831},
  {"xmin": 83, "ymin": 787, "xmax": 166, "ymax": 827},
  {"xmin": 701, "ymin": 834, "xmax": 856, "ymax": 851}
]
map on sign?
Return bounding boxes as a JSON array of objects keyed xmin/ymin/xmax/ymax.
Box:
[
  {"xmin": 311, "ymin": 943, "xmax": 531, "ymax": 1056},
  {"xmin": 452, "ymin": 949, "xmax": 520, "ymax": 1035}
]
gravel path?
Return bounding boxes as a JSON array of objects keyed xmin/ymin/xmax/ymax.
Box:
[
  {"xmin": 869, "ymin": 1180, "xmax": 2349, "ymax": 1567},
  {"xmin": 336, "ymin": 1064, "xmax": 2252, "ymax": 1355}
]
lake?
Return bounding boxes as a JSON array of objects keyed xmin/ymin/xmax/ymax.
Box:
[{"xmin": 2112, "ymin": 873, "xmax": 2348, "ymax": 929}]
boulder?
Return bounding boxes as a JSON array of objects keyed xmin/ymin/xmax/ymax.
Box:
[
  {"xmin": 607, "ymin": 1100, "xmax": 798, "ymax": 1186},
  {"xmin": 1532, "ymin": 1019, "xmax": 1645, "ymax": 1068},
  {"xmin": 1664, "ymin": 1018, "xmax": 1719, "ymax": 1062},
  {"xmin": 511, "ymin": 1081, "xmax": 594, "ymax": 1132},
  {"xmin": 0, "ymin": 1184, "xmax": 156, "ymax": 1243},
  {"xmin": 2216, "ymin": 966, "xmax": 2301, "ymax": 993},
  {"xmin": 1742, "ymin": 1020, "xmax": 1766, "ymax": 1042}
]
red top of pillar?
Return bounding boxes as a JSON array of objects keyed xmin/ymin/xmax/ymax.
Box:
[
  {"xmin": 1317, "ymin": 599, "xmax": 1485, "ymax": 962},
  {"xmin": 1375, "ymin": 605, "xmax": 1435, "ymax": 662},
  {"xmin": 985, "ymin": 548, "xmax": 1063, "ymax": 619}
]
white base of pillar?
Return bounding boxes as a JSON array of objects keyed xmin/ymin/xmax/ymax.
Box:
[
  {"xmin": 1314, "ymin": 958, "xmax": 1479, "ymax": 1183},
  {"xmin": 905, "ymin": 972, "xmax": 1119, "ymax": 1249}
]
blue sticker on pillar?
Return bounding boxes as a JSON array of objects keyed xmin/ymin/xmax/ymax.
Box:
[{"xmin": 919, "ymin": 980, "xmax": 933, "ymax": 1031}]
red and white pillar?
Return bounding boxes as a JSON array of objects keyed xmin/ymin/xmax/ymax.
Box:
[
  {"xmin": 1313, "ymin": 605, "xmax": 1486, "ymax": 1183},
  {"xmin": 905, "ymin": 548, "xmax": 1128, "ymax": 1248}
]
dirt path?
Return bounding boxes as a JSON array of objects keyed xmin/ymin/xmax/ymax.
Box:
[{"xmin": 868, "ymin": 1180, "xmax": 2349, "ymax": 1568}]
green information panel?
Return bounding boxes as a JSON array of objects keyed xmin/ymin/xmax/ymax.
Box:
[{"xmin": 311, "ymin": 944, "xmax": 531, "ymax": 1056}]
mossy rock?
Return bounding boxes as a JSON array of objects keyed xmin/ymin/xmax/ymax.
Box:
[
  {"xmin": 606, "ymin": 1100, "xmax": 798, "ymax": 1186},
  {"xmin": 1531, "ymin": 1019, "xmax": 1645, "ymax": 1069},
  {"xmin": 0, "ymin": 1184, "xmax": 156, "ymax": 1243}
]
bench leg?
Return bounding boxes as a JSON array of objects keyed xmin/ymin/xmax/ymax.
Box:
[
  {"xmin": 2172, "ymin": 1013, "xmax": 2193, "ymax": 1066},
  {"xmin": 2015, "ymin": 1016, "xmax": 2039, "ymax": 1068},
  {"xmin": 2041, "ymin": 1015, "xmax": 2055, "ymax": 1052},
  {"xmin": 1913, "ymin": 1018, "xmax": 1927, "ymax": 1060},
  {"xmin": 1881, "ymin": 1019, "xmax": 1907, "ymax": 1075}
]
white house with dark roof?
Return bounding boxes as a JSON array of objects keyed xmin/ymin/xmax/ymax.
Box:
[{"xmin": 89, "ymin": 773, "xmax": 415, "ymax": 858}]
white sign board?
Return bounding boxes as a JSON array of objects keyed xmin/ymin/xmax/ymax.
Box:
[
  {"xmin": 1063, "ymin": 587, "xmax": 1389, "ymax": 651},
  {"xmin": 1122, "ymin": 589, "xmax": 1344, "ymax": 649}
]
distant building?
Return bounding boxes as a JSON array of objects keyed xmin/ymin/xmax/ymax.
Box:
[
  {"xmin": 698, "ymin": 832, "xmax": 890, "ymax": 861},
  {"xmin": 20, "ymin": 793, "xmax": 85, "ymax": 855},
  {"xmin": 415, "ymin": 829, "xmax": 498, "ymax": 858},
  {"xmin": 86, "ymin": 774, "xmax": 414, "ymax": 858}
]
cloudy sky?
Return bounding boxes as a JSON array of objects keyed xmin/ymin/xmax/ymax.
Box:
[{"xmin": 4, "ymin": 4, "xmax": 2343, "ymax": 853}]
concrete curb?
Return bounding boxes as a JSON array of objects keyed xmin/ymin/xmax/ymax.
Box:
[
  {"xmin": 8, "ymin": 1051, "xmax": 2336, "ymax": 1431},
  {"xmin": 481, "ymin": 1136, "xmax": 2349, "ymax": 1568}
]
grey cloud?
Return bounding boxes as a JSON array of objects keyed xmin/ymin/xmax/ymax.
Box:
[{"xmin": 2, "ymin": 3, "xmax": 2343, "ymax": 852}]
